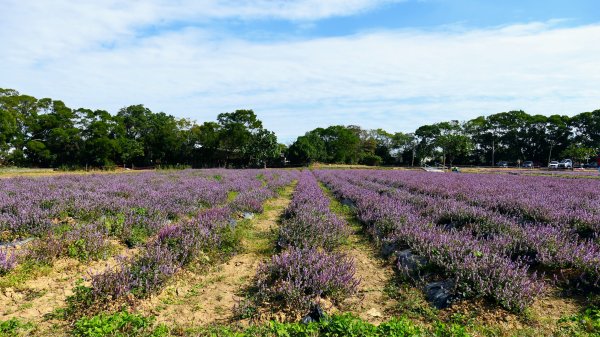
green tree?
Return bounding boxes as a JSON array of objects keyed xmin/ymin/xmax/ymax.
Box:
[
  {"xmin": 391, "ymin": 132, "xmax": 416, "ymax": 165},
  {"xmin": 519, "ymin": 114, "xmax": 548, "ymax": 162},
  {"xmin": 77, "ymin": 108, "xmax": 120, "ymax": 167},
  {"xmin": 414, "ymin": 124, "xmax": 441, "ymax": 165},
  {"xmin": 466, "ymin": 115, "xmax": 505, "ymax": 166},
  {"xmin": 545, "ymin": 114, "xmax": 571, "ymax": 164},
  {"xmin": 115, "ymin": 105, "xmax": 150, "ymax": 166},
  {"xmin": 23, "ymin": 98, "xmax": 82, "ymax": 167},
  {"xmin": 193, "ymin": 121, "xmax": 221, "ymax": 167},
  {"xmin": 434, "ymin": 121, "xmax": 473, "ymax": 167},
  {"xmin": 245, "ymin": 129, "xmax": 279, "ymax": 168},
  {"xmin": 571, "ymin": 110, "xmax": 600, "ymax": 148},
  {"xmin": 561, "ymin": 144, "xmax": 597, "ymax": 165},
  {"xmin": 118, "ymin": 138, "xmax": 144, "ymax": 167},
  {"xmin": 319, "ymin": 126, "xmax": 362, "ymax": 164},
  {"xmin": 287, "ymin": 133, "xmax": 326, "ymax": 165},
  {"xmin": 0, "ymin": 89, "xmax": 40, "ymax": 165},
  {"xmin": 369, "ymin": 129, "xmax": 394, "ymax": 165},
  {"xmin": 0, "ymin": 92, "xmax": 19, "ymax": 164},
  {"xmin": 144, "ymin": 112, "xmax": 182, "ymax": 166},
  {"xmin": 216, "ymin": 109, "xmax": 264, "ymax": 166}
]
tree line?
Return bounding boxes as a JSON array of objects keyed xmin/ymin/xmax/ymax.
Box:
[
  {"xmin": 0, "ymin": 88, "xmax": 281, "ymax": 168},
  {"xmin": 1, "ymin": 88, "xmax": 599, "ymax": 168},
  {"xmin": 288, "ymin": 110, "xmax": 600, "ymax": 167}
]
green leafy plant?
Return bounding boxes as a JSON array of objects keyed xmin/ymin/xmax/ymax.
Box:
[
  {"xmin": 0, "ymin": 318, "xmax": 33, "ymax": 336},
  {"xmin": 432, "ymin": 321, "xmax": 470, "ymax": 337},
  {"xmin": 558, "ymin": 307, "xmax": 600, "ymax": 336},
  {"xmin": 72, "ymin": 311, "xmax": 167, "ymax": 337},
  {"xmin": 68, "ymin": 239, "xmax": 89, "ymax": 260},
  {"xmin": 64, "ymin": 279, "xmax": 95, "ymax": 318},
  {"xmin": 123, "ymin": 226, "xmax": 150, "ymax": 248}
]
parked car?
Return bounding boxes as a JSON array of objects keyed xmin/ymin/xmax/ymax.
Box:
[
  {"xmin": 558, "ymin": 159, "xmax": 573, "ymax": 169},
  {"xmin": 496, "ymin": 161, "xmax": 508, "ymax": 167},
  {"xmin": 583, "ymin": 162, "xmax": 599, "ymax": 168},
  {"xmin": 548, "ymin": 161, "xmax": 559, "ymax": 169},
  {"xmin": 522, "ymin": 161, "xmax": 534, "ymax": 168}
]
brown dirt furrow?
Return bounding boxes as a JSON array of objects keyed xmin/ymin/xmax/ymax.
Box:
[
  {"xmin": 318, "ymin": 182, "xmax": 398, "ymax": 324},
  {"xmin": 0, "ymin": 242, "xmax": 137, "ymax": 322},
  {"xmin": 342, "ymin": 236, "xmax": 398, "ymax": 324}
]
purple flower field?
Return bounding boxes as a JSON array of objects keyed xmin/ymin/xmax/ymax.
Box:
[
  {"xmin": 1, "ymin": 168, "xmax": 599, "ymax": 332},
  {"xmin": 0, "ymin": 170, "xmax": 296, "ymax": 289},
  {"xmin": 315, "ymin": 169, "xmax": 600, "ymax": 312}
]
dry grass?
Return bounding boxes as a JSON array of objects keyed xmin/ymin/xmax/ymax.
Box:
[{"xmin": 0, "ymin": 167, "xmax": 142, "ymax": 179}]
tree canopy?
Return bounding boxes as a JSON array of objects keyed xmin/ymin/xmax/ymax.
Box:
[
  {"xmin": 0, "ymin": 88, "xmax": 283, "ymax": 168},
  {"xmin": 1, "ymin": 87, "xmax": 599, "ymax": 168},
  {"xmin": 287, "ymin": 110, "xmax": 600, "ymax": 167}
]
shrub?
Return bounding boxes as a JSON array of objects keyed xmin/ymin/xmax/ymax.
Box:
[
  {"xmin": 24, "ymin": 224, "xmax": 109, "ymax": 264},
  {"xmin": 360, "ymin": 153, "xmax": 383, "ymax": 166},
  {"xmin": 278, "ymin": 171, "xmax": 348, "ymax": 251},
  {"xmin": 255, "ymin": 247, "xmax": 359, "ymax": 310},
  {"xmin": 278, "ymin": 214, "xmax": 347, "ymax": 251},
  {"xmin": 80, "ymin": 207, "xmax": 237, "ymax": 308},
  {"xmin": 90, "ymin": 244, "xmax": 179, "ymax": 301},
  {"xmin": 65, "ymin": 224, "xmax": 110, "ymax": 261}
]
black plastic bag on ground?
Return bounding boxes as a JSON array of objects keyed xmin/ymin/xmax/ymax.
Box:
[
  {"xmin": 301, "ymin": 304, "xmax": 325, "ymax": 324},
  {"xmin": 396, "ymin": 249, "xmax": 427, "ymax": 278},
  {"xmin": 424, "ymin": 279, "xmax": 457, "ymax": 309}
]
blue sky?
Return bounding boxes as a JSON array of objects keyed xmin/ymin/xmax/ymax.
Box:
[
  {"xmin": 2, "ymin": 0, "xmax": 600, "ymax": 143},
  {"xmin": 205, "ymin": 0, "xmax": 600, "ymax": 39}
]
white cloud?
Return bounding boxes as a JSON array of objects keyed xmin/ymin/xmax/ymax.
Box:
[
  {"xmin": 1, "ymin": 2, "xmax": 599, "ymax": 143},
  {"xmin": 186, "ymin": 0, "xmax": 404, "ymax": 20},
  {"xmin": 0, "ymin": 0, "xmax": 401, "ymax": 58}
]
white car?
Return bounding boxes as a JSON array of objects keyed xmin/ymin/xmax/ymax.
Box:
[
  {"xmin": 548, "ymin": 161, "xmax": 559, "ymax": 169},
  {"xmin": 558, "ymin": 159, "xmax": 573, "ymax": 169}
]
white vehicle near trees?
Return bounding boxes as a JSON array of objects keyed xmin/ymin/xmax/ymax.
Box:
[
  {"xmin": 558, "ymin": 159, "xmax": 573, "ymax": 169},
  {"xmin": 548, "ymin": 161, "xmax": 559, "ymax": 169}
]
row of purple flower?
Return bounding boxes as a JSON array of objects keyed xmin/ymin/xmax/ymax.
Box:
[
  {"xmin": 254, "ymin": 171, "xmax": 359, "ymax": 310},
  {"xmin": 315, "ymin": 170, "xmax": 547, "ymax": 312},
  {"xmin": 361, "ymin": 171, "xmax": 600, "ymax": 284},
  {"xmin": 81, "ymin": 170, "xmax": 298, "ymax": 308}
]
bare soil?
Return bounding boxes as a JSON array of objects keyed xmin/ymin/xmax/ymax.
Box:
[
  {"xmin": 319, "ymin": 183, "xmax": 399, "ymax": 324},
  {"xmin": 0, "ymin": 242, "xmax": 137, "ymax": 333},
  {"xmin": 339, "ymin": 230, "xmax": 399, "ymax": 324}
]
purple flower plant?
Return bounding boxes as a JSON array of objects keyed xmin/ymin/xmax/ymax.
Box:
[
  {"xmin": 278, "ymin": 171, "xmax": 348, "ymax": 251},
  {"xmin": 255, "ymin": 247, "xmax": 359, "ymax": 311},
  {"xmin": 253, "ymin": 171, "xmax": 358, "ymax": 310},
  {"xmin": 80, "ymin": 169, "xmax": 295, "ymax": 304},
  {"xmin": 315, "ymin": 169, "xmax": 548, "ymax": 311},
  {"xmin": 0, "ymin": 248, "xmax": 16, "ymax": 275}
]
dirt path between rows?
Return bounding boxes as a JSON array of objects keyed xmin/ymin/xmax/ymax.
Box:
[
  {"xmin": 0, "ymin": 242, "xmax": 138, "ymax": 335},
  {"xmin": 137, "ymin": 186, "xmax": 294, "ymax": 329},
  {"xmin": 341, "ymin": 225, "xmax": 399, "ymax": 324},
  {"xmin": 320, "ymin": 184, "xmax": 399, "ymax": 325}
]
